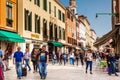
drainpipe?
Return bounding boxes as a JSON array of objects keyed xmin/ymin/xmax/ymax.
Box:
[{"xmin": 16, "ymin": 0, "xmax": 18, "ymax": 33}]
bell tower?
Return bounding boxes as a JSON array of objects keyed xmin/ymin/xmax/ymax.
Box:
[{"xmin": 69, "ymin": 0, "xmax": 77, "ymax": 14}]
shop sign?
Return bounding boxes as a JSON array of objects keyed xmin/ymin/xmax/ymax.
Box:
[{"xmin": 31, "ymin": 34, "xmax": 39, "ymax": 39}]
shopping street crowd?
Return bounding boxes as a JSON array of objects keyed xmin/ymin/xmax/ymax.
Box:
[{"xmin": 0, "ymin": 45, "xmax": 120, "ymax": 80}]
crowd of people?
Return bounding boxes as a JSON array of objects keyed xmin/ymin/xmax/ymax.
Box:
[{"xmin": 0, "ymin": 45, "xmax": 120, "ymax": 80}]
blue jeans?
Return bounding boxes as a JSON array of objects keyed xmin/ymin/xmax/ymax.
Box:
[
  {"xmin": 16, "ymin": 62, "xmax": 22, "ymax": 77},
  {"xmin": 109, "ymin": 61, "xmax": 117, "ymax": 74},
  {"xmin": 70, "ymin": 58, "xmax": 74, "ymax": 65},
  {"xmin": 39, "ymin": 62, "xmax": 47, "ymax": 78},
  {"xmin": 25, "ymin": 59, "xmax": 31, "ymax": 70},
  {"xmin": 52, "ymin": 59, "xmax": 56, "ymax": 65},
  {"xmin": 63, "ymin": 58, "xmax": 66, "ymax": 65},
  {"xmin": 86, "ymin": 61, "xmax": 92, "ymax": 72}
]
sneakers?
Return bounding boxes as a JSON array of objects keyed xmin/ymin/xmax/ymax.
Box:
[
  {"xmin": 86, "ymin": 71, "xmax": 93, "ymax": 74},
  {"xmin": 18, "ymin": 77, "xmax": 21, "ymax": 79},
  {"xmin": 90, "ymin": 72, "xmax": 93, "ymax": 74},
  {"xmin": 115, "ymin": 74, "xmax": 119, "ymax": 76},
  {"xmin": 86, "ymin": 71, "xmax": 87, "ymax": 73}
]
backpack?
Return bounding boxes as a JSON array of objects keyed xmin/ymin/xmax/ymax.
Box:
[{"xmin": 40, "ymin": 51, "xmax": 47, "ymax": 61}]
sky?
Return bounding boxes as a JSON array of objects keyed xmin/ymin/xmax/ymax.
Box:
[{"xmin": 59, "ymin": 0, "xmax": 112, "ymax": 37}]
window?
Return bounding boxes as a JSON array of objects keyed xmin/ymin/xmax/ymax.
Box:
[
  {"xmin": 49, "ymin": 2, "xmax": 51, "ymax": 14},
  {"xmin": 67, "ymin": 12, "xmax": 70, "ymax": 19},
  {"xmin": 34, "ymin": 0, "xmax": 40, "ymax": 7},
  {"xmin": 6, "ymin": 2, "xmax": 13, "ymax": 27},
  {"xmin": 59, "ymin": 27, "xmax": 61, "ymax": 39},
  {"xmin": 72, "ymin": 9, "xmax": 75, "ymax": 14},
  {"xmin": 58, "ymin": 10, "xmax": 61, "ymax": 20},
  {"xmin": 63, "ymin": 29, "xmax": 65, "ymax": 40},
  {"xmin": 49, "ymin": 22, "xmax": 53, "ymax": 40},
  {"xmin": 54, "ymin": 6, "xmax": 56, "ymax": 17},
  {"xmin": 35, "ymin": 14, "xmax": 40, "ymax": 34},
  {"xmin": 24, "ymin": 9, "xmax": 32, "ymax": 31},
  {"xmin": 43, "ymin": 0, "xmax": 47, "ymax": 11},
  {"xmin": 71, "ymin": 16, "xmax": 73, "ymax": 22},
  {"xmin": 43, "ymin": 19, "xmax": 47, "ymax": 37},
  {"xmin": 62, "ymin": 13, "xmax": 65, "ymax": 22}
]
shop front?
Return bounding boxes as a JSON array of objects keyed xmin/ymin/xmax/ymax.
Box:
[{"xmin": 0, "ymin": 30, "xmax": 25, "ymax": 57}]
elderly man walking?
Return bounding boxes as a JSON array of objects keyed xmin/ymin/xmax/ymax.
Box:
[{"xmin": 13, "ymin": 47, "xmax": 24, "ymax": 79}]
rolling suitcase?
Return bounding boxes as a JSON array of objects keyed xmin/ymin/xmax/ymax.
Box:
[{"xmin": 22, "ymin": 67, "xmax": 27, "ymax": 76}]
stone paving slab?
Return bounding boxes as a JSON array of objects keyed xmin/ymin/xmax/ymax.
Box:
[{"xmin": 4, "ymin": 63, "xmax": 120, "ymax": 80}]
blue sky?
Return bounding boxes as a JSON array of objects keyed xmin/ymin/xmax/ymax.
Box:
[{"xmin": 60, "ymin": 0, "xmax": 112, "ymax": 37}]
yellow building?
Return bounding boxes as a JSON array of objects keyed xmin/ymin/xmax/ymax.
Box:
[
  {"xmin": 0, "ymin": 0, "xmax": 24, "ymax": 52},
  {"xmin": 18, "ymin": 0, "xmax": 66, "ymax": 52}
]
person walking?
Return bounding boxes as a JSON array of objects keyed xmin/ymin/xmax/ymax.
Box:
[
  {"xmin": 24, "ymin": 49, "xmax": 31, "ymax": 71},
  {"xmin": 3, "ymin": 49, "xmax": 9, "ymax": 71},
  {"xmin": 69, "ymin": 49, "xmax": 75, "ymax": 65},
  {"xmin": 0, "ymin": 46, "xmax": 4, "ymax": 61},
  {"xmin": 38, "ymin": 45, "xmax": 49, "ymax": 79},
  {"xmin": 75, "ymin": 50, "xmax": 79, "ymax": 66},
  {"xmin": 13, "ymin": 47, "xmax": 24, "ymax": 79},
  {"xmin": 31, "ymin": 48, "xmax": 37, "ymax": 73},
  {"xmin": 79, "ymin": 50, "xmax": 84, "ymax": 66},
  {"xmin": 63, "ymin": 52, "xmax": 67, "ymax": 66},
  {"xmin": 85, "ymin": 49, "xmax": 93, "ymax": 74},
  {"xmin": 108, "ymin": 48, "xmax": 118, "ymax": 76},
  {"xmin": 0, "ymin": 46, "xmax": 4, "ymax": 80},
  {"xmin": 52, "ymin": 51, "xmax": 56, "ymax": 65},
  {"xmin": 59, "ymin": 53, "xmax": 63, "ymax": 65}
]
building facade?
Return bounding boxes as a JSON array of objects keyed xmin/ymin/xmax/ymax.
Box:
[
  {"xmin": 18, "ymin": 0, "xmax": 66, "ymax": 53},
  {"xmin": 79, "ymin": 21, "xmax": 86, "ymax": 48},
  {"xmin": 112, "ymin": 0, "xmax": 120, "ymax": 55},
  {"xmin": 0, "ymin": 0, "xmax": 24, "ymax": 53},
  {"xmin": 90, "ymin": 29, "xmax": 97, "ymax": 50},
  {"xmin": 65, "ymin": 8, "xmax": 77, "ymax": 52},
  {"xmin": 76, "ymin": 18, "xmax": 81, "ymax": 49},
  {"xmin": 78, "ymin": 15, "xmax": 91, "ymax": 49}
]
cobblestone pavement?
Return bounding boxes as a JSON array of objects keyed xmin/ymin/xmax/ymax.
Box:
[{"xmin": 4, "ymin": 61, "xmax": 120, "ymax": 80}]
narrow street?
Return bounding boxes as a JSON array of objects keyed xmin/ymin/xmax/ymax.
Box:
[{"xmin": 4, "ymin": 61, "xmax": 120, "ymax": 80}]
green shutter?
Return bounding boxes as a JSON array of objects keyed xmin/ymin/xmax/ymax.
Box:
[
  {"xmin": 43, "ymin": 0, "xmax": 47, "ymax": 11},
  {"xmin": 24, "ymin": 9, "xmax": 27, "ymax": 30},
  {"xmin": 34, "ymin": 0, "xmax": 36, "ymax": 4},
  {"xmin": 38, "ymin": 17, "xmax": 40, "ymax": 33},
  {"xmin": 38, "ymin": 0, "xmax": 40, "ymax": 7},
  {"xmin": 62, "ymin": 13, "xmax": 65, "ymax": 22},
  {"xmin": 49, "ymin": 2, "xmax": 51, "ymax": 14},
  {"xmin": 54, "ymin": 6, "xmax": 56, "ymax": 17},
  {"xmin": 35, "ymin": 14, "xmax": 36, "ymax": 33},
  {"xmin": 30, "ymin": 12, "xmax": 32, "ymax": 31}
]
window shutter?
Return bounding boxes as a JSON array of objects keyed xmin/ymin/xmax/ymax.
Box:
[
  {"xmin": 30, "ymin": 12, "xmax": 32, "ymax": 31},
  {"xmin": 38, "ymin": 17, "xmax": 40, "ymax": 34},
  {"xmin": 24, "ymin": 9, "xmax": 27, "ymax": 30},
  {"xmin": 38, "ymin": 0, "xmax": 40, "ymax": 7},
  {"xmin": 34, "ymin": 0, "xmax": 36, "ymax": 4}
]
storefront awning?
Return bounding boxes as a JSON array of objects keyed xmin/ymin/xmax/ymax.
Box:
[
  {"xmin": 94, "ymin": 27, "xmax": 119, "ymax": 46},
  {"xmin": 48, "ymin": 41, "xmax": 63, "ymax": 47},
  {"xmin": 0, "ymin": 30, "xmax": 25, "ymax": 43}
]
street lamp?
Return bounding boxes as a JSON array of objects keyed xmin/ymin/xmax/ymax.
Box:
[{"xmin": 96, "ymin": 13, "xmax": 119, "ymax": 18}]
